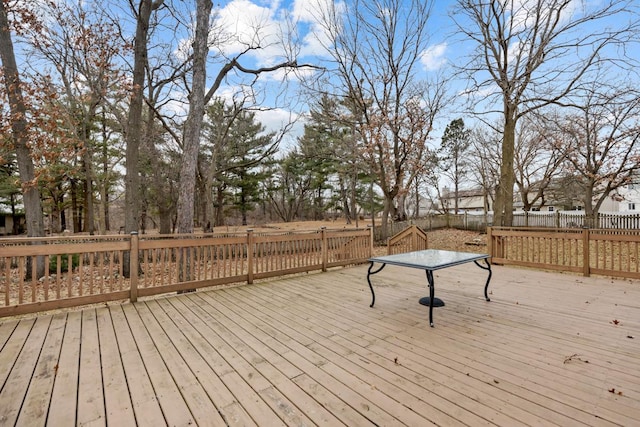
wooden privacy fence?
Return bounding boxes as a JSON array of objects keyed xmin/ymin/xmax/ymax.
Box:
[
  {"xmin": 0, "ymin": 228, "xmax": 372, "ymax": 318},
  {"xmin": 488, "ymin": 227, "xmax": 640, "ymax": 279}
]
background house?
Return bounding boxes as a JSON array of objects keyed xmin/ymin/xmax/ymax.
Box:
[
  {"xmin": 0, "ymin": 211, "xmax": 25, "ymax": 235},
  {"xmin": 439, "ymin": 187, "xmax": 490, "ymax": 213}
]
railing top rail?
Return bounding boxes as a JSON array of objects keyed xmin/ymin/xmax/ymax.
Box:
[{"xmin": 0, "ymin": 234, "xmax": 131, "ymax": 245}]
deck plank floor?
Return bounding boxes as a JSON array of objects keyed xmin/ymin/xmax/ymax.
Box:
[{"xmin": 1, "ymin": 263, "xmax": 639, "ymax": 426}]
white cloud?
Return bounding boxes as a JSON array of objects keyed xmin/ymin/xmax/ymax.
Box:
[
  {"xmin": 173, "ymin": 0, "xmax": 334, "ymax": 71},
  {"xmin": 421, "ymin": 43, "xmax": 448, "ymax": 71},
  {"xmin": 214, "ymin": 0, "xmax": 280, "ymax": 59},
  {"xmin": 510, "ymin": 0, "xmax": 579, "ymax": 31},
  {"xmin": 254, "ymin": 108, "xmax": 305, "ymax": 152},
  {"xmin": 291, "ymin": 0, "xmax": 318, "ymax": 22},
  {"xmin": 291, "ymin": 0, "xmax": 341, "ymax": 59}
]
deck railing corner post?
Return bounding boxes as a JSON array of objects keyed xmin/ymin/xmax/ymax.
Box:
[
  {"xmin": 321, "ymin": 227, "xmax": 328, "ymax": 272},
  {"xmin": 487, "ymin": 226, "xmax": 493, "ymax": 258},
  {"xmin": 582, "ymin": 227, "xmax": 590, "ymax": 277},
  {"xmin": 247, "ymin": 229, "xmax": 254, "ymax": 284},
  {"xmin": 130, "ymin": 231, "xmax": 139, "ymax": 303}
]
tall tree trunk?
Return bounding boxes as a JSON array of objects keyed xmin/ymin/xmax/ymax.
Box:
[
  {"xmin": 381, "ymin": 198, "xmax": 391, "ymax": 241},
  {"xmin": 124, "ymin": 0, "xmax": 162, "ymax": 275},
  {"xmin": 125, "ymin": 0, "xmax": 157, "ymax": 235},
  {"xmin": 340, "ymin": 178, "xmax": 352, "ymax": 224},
  {"xmin": 0, "ymin": 0, "xmax": 46, "ymax": 277},
  {"xmin": 583, "ymin": 184, "xmax": 596, "ymax": 228},
  {"xmin": 494, "ymin": 114, "xmax": 517, "ymax": 226},
  {"xmin": 176, "ymin": 0, "xmax": 212, "ymax": 235},
  {"xmin": 50, "ymin": 191, "xmax": 63, "ymax": 233},
  {"xmin": 214, "ymin": 185, "xmax": 225, "ymax": 227},
  {"xmin": 177, "ymin": 0, "xmax": 212, "ymax": 289},
  {"xmin": 101, "ymin": 145, "xmax": 110, "ymax": 233},
  {"xmin": 82, "ymin": 148, "xmax": 95, "ymax": 234},
  {"xmin": 70, "ymin": 181, "xmax": 82, "ymax": 232},
  {"xmin": 99, "ymin": 110, "xmax": 110, "ymax": 233},
  {"xmin": 351, "ymin": 173, "xmax": 358, "ymax": 226}
]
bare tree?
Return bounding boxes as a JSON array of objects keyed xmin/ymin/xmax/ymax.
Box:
[
  {"xmin": 121, "ymin": 0, "xmax": 164, "ymax": 278},
  {"xmin": 0, "ymin": 2, "xmax": 45, "ymax": 240},
  {"xmin": 454, "ymin": 0, "xmax": 640, "ymax": 226},
  {"xmin": 124, "ymin": 0, "xmax": 164, "ymax": 239},
  {"xmin": 0, "ymin": 1, "xmax": 47, "ymax": 278},
  {"xmin": 175, "ymin": 0, "xmax": 212, "ymax": 235},
  {"xmin": 313, "ymin": 0, "xmax": 447, "ymax": 239},
  {"xmin": 25, "ymin": 2, "xmax": 129, "ymax": 234},
  {"xmin": 174, "ymin": 0, "xmax": 315, "ymax": 235},
  {"xmin": 554, "ymin": 82, "xmax": 640, "ymax": 227},
  {"xmin": 468, "ymin": 125, "xmax": 502, "ymax": 215},
  {"xmin": 514, "ymin": 113, "xmax": 567, "ymax": 211}
]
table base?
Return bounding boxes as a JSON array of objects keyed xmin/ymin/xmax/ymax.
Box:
[{"xmin": 419, "ymin": 297, "xmax": 445, "ymax": 307}]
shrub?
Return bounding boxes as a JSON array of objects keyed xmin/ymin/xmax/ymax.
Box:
[{"xmin": 49, "ymin": 253, "xmax": 80, "ymax": 273}]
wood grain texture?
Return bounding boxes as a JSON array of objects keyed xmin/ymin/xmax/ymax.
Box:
[{"xmin": 0, "ymin": 263, "xmax": 638, "ymax": 426}]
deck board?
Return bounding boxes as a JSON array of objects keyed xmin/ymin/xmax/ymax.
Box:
[
  {"xmin": 17, "ymin": 313, "xmax": 65, "ymax": 426},
  {"xmin": 47, "ymin": 310, "xmax": 81, "ymax": 425},
  {"xmin": 0, "ymin": 316, "xmax": 49, "ymax": 426},
  {"xmin": 108, "ymin": 305, "xmax": 166, "ymax": 426},
  {"xmin": 0, "ymin": 263, "xmax": 639, "ymax": 426}
]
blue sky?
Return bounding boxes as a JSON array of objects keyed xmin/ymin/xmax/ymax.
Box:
[
  {"xmin": 25, "ymin": 0, "xmax": 638, "ymax": 149},
  {"xmin": 203, "ymin": 0, "xmax": 638, "ymax": 143},
  {"xmin": 193, "ymin": 0, "xmax": 457, "ymax": 146}
]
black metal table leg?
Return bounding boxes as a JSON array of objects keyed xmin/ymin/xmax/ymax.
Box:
[
  {"xmin": 427, "ymin": 269, "xmax": 435, "ymax": 327},
  {"xmin": 418, "ymin": 269, "xmax": 444, "ymax": 327},
  {"xmin": 473, "ymin": 259, "xmax": 492, "ymax": 301},
  {"xmin": 366, "ymin": 261, "xmax": 386, "ymax": 307}
]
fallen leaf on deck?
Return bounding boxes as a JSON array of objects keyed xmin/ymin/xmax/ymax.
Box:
[{"xmin": 564, "ymin": 353, "xmax": 589, "ymax": 364}]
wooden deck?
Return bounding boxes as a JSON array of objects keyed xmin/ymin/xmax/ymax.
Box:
[{"xmin": 0, "ymin": 263, "xmax": 639, "ymax": 426}]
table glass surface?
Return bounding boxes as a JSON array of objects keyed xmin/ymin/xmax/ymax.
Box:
[{"xmin": 369, "ymin": 249, "xmax": 489, "ymax": 271}]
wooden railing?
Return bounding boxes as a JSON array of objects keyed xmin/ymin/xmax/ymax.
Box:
[
  {"xmin": 387, "ymin": 225, "xmax": 428, "ymax": 254},
  {"xmin": 0, "ymin": 228, "xmax": 372, "ymax": 317},
  {"xmin": 378, "ymin": 211, "xmax": 640, "ymax": 242},
  {"xmin": 488, "ymin": 227, "xmax": 640, "ymax": 278}
]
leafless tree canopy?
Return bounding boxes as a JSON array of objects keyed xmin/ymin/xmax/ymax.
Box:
[
  {"xmin": 311, "ymin": 0, "xmax": 449, "ymax": 236},
  {"xmin": 453, "ymin": 0, "xmax": 640, "ymax": 225}
]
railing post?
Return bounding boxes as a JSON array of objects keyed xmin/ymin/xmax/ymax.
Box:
[
  {"xmin": 247, "ymin": 229, "xmax": 254, "ymax": 284},
  {"xmin": 582, "ymin": 227, "xmax": 590, "ymax": 277},
  {"xmin": 321, "ymin": 227, "xmax": 328, "ymax": 272},
  {"xmin": 367, "ymin": 225, "xmax": 373, "ymax": 257},
  {"xmin": 130, "ymin": 231, "xmax": 139, "ymax": 303},
  {"xmin": 487, "ymin": 226, "xmax": 493, "ymax": 257}
]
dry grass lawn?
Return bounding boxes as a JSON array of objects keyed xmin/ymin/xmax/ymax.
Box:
[{"xmin": 212, "ymin": 219, "xmax": 487, "ymax": 255}]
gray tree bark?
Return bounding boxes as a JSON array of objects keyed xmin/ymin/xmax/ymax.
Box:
[
  {"xmin": 176, "ymin": 0, "xmax": 213, "ymax": 234},
  {"xmin": 0, "ymin": 0, "xmax": 46, "ymax": 276},
  {"xmin": 124, "ymin": 0, "xmax": 163, "ymax": 236}
]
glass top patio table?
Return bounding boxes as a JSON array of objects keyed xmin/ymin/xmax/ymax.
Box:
[
  {"xmin": 366, "ymin": 249, "xmax": 492, "ymax": 327},
  {"xmin": 368, "ymin": 249, "xmax": 490, "ymax": 270}
]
